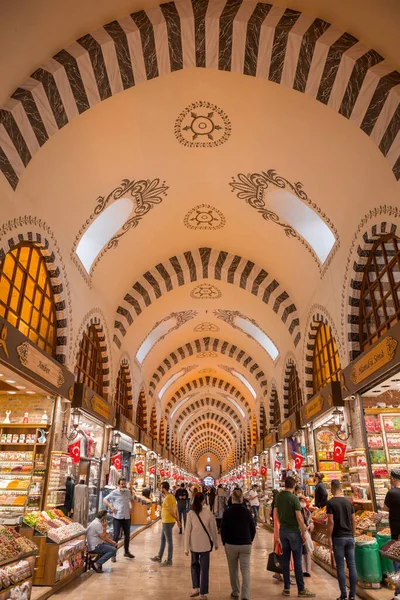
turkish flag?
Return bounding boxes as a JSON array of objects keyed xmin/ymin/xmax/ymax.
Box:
[
  {"xmin": 166, "ymin": 471, "xmax": 171, "ymax": 478},
  {"xmin": 274, "ymin": 460, "xmax": 281, "ymax": 472},
  {"xmin": 260, "ymin": 465, "xmax": 267, "ymax": 477},
  {"xmin": 136, "ymin": 460, "xmax": 144, "ymax": 475},
  {"xmin": 68, "ymin": 440, "xmax": 81, "ymax": 464},
  {"xmin": 159, "ymin": 468, "xmax": 165, "ymax": 477},
  {"xmin": 111, "ymin": 453, "xmax": 122, "ymax": 470},
  {"xmin": 294, "ymin": 453, "xmax": 304, "ymax": 470},
  {"xmin": 252, "ymin": 468, "xmax": 258, "ymax": 477},
  {"xmin": 149, "ymin": 464, "xmax": 156, "ymax": 475},
  {"xmin": 334, "ymin": 439, "xmax": 347, "ymax": 464}
]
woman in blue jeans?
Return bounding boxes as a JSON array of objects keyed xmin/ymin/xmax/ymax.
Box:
[{"xmin": 327, "ymin": 479, "xmax": 357, "ymax": 600}]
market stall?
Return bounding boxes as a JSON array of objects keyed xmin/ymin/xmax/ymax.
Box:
[
  {"xmin": 71, "ymin": 384, "xmax": 115, "ymax": 525},
  {"xmin": 341, "ymin": 320, "xmax": 400, "ymax": 511},
  {"xmin": 0, "ymin": 317, "xmax": 75, "ymax": 524},
  {"xmin": 0, "ymin": 524, "xmax": 38, "ymax": 600},
  {"xmin": 277, "ymin": 412, "xmax": 302, "ymax": 484}
]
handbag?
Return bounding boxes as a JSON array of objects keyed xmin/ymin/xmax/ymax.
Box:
[
  {"xmin": 195, "ymin": 512, "xmax": 214, "ymax": 551},
  {"xmin": 266, "ymin": 551, "xmax": 283, "ymax": 573}
]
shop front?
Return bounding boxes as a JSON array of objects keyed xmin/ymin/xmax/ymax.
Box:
[
  {"xmin": 341, "ymin": 320, "xmax": 400, "ymax": 512},
  {"xmin": 71, "ymin": 383, "xmax": 115, "ymax": 525},
  {"xmin": 277, "ymin": 412, "xmax": 302, "ymax": 486},
  {"xmin": 0, "ymin": 317, "xmax": 75, "ymax": 523},
  {"xmin": 300, "ymin": 382, "xmax": 346, "ymax": 498}
]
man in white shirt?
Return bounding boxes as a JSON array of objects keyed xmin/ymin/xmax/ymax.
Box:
[
  {"xmin": 247, "ymin": 485, "xmax": 260, "ymax": 527},
  {"xmin": 86, "ymin": 510, "xmax": 117, "ymax": 573},
  {"xmin": 104, "ymin": 477, "xmax": 135, "ymax": 559}
]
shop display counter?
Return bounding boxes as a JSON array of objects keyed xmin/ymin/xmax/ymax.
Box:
[
  {"xmin": 0, "ymin": 550, "xmax": 37, "ymax": 600},
  {"xmin": 32, "ymin": 532, "xmax": 85, "ymax": 586},
  {"xmin": 131, "ymin": 497, "xmax": 151, "ymax": 525}
]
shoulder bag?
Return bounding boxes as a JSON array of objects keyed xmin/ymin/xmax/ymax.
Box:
[{"xmin": 195, "ymin": 512, "xmax": 214, "ymax": 551}]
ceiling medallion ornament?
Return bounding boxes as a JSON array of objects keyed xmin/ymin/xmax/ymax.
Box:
[
  {"xmin": 190, "ymin": 284, "xmax": 222, "ymax": 300},
  {"xmin": 229, "ymin": 169, "xmax": 339, "ymax": 276},
  {"xmin": 174, "ymin": 101, "xmax": 231, "ymax": 148},
  {"xmin": 199, "ymin": 368, "xmax": 217, "ymax": 375},
  {"xmin": 184, "ymin": 204, "xmax": 226, "ymax": 231},
  {"xmin": 197, "ymin": 351, "xmax": 218, "ymax": 359},
  {"xmin": 194, "ymin": 322, "xmax": 220, "ymax": 332}
]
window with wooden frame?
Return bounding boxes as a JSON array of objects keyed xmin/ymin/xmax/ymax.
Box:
[
  {"xmin": 159, "ymin": 418, "xmax": 165, "ymax": 445},
  {"xmin": 136, "ymin": 390, "xmax": 147, "ymax": 430},
  {"xmin": 115, "ymin": 365, "xmax": 131, "ymax": 418},
  {"xmin": 150, "ymin": 407, "xmax": 157, "ymax": 438},
  {"xmin": 0, "ymin": 244, "xmax": 57, "ymax": 356},
  {"xmin": 312, "ymin": 323, "xmax": 341, "ymax": 394},
  {"xmin": 75, "ymin": 324, "xmax": 104, "ymax": 396},
  {"xmin": 260, "ymin": 404, "xmax": 267, "ymax": 438},
  {"xmin": 252, "ymin": 414, "xmax": 258, "ymax": 445},
  {"xmin": 359, "ymin": 234, "xmax": 400, "ymax": 351},
  {"xmin": 271, "ymin": 389, "xmax": 281, "ymax": 428},
  {"xmin": 287, "ymin": 364, "xmax": 302, "ymax": 415}
]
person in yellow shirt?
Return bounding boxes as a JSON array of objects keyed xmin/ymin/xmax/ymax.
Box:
[{"xmin": 151, "ymin": 481, "xmax": 181, "ymax": 566}]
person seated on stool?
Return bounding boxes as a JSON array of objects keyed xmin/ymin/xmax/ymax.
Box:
[{"xmin": 86, "ymin": 509, "xmax": 117, "ymax": 573}]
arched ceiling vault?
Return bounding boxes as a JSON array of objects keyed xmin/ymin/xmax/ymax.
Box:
[
  {"xmin": 173, "ymin": 396, "xmax": 243, "ymax": 431},
  {"xmin": 180, "ymin": 415, "xmax": 237, "ymax": 446}
]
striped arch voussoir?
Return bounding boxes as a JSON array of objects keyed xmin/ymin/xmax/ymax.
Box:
[
  {"xmin": 0, "ymin": 232, "xmax": 68, "ymax": 364},
  {"xmin": 114, "ymin": 248, "xmax": 300, "ymax": 348},
  {"xmin": 173, "ymin": 395, "xmax": 243, "ymax": 430},
  {"xmin": 347, "ymin": 221, "xmax": 399, "ymax": 362},
  {"xmin": 1, "ymin": 1, "xmax": 399, "ymax": 190},
  {"xmin": 148, "ymin": 336, "xmax": 268, "ymax": 399}
]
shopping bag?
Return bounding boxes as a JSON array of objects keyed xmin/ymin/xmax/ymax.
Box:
[
  {"xmin": 266, "ymin": 551, "xmax": 283, "ymax": 573},
  {"xmin": 305, "ymin": 530, "xmax": 314, "ymax": 553}
]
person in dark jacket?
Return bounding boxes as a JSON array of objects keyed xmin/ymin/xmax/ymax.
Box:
[
  {"xmin": 221, "ymin": 488, "xmax": 256, "ymax": 600},
  {"xmin": 314, "ymin": 472, "xmax": 328, "ymax": 508},
  {"xmin": 209, "ymin": 486, "xmax": 216, "ymax": 513}
]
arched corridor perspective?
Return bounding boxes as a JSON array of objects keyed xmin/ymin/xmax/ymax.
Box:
[{"xmin": 0, "ymin": 0, "xmax": 399, "ymax": 599}]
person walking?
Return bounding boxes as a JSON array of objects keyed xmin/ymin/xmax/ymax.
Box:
[
  {"xmin": 327, "ymin": 479, "xmax": 357, "ymax": 600},
  {"xmin": 247, "ymin": 485, "xmax": 260, "ymax": 527},
  {"xmin": 187, "ymin": 485, "xmax": 193, "ymax": 512},
  {"xmin": 151, "ymin": 481, "xmax": 181, "ymax": 566},
  {"xmin": 221, "ymin": 488, "xmax": 256, "ymax": 600},
  {"xmin": 294, "ymin": 486, "xmax": 313, "ymax": 578},
  {"xmin": 103, "ymin": 478, "xmax": 135, "ymax": 560},
  {"xmin": 314, "ymin": 472, "xmax": 328, "ymax": 509},
  {"xmin": 86, "ymin": 509, "xmax": 117, "ymax": 572},
  {"xmin": 209, "ymin": 486, "xmax": 216, "ymax": 514},
  {"xmin": 215, "ymin": 485, "xmax": 227, "ymax": 532},
  {"xmin": 176, "ymin": 482, "xmax": 189, "ymax": 533},
  {"xmin": 185, "ymin": 492, "xmax": 219, "ymax": 600},
  {"xmin": 275, "ymin": 476, "xmax": 315, "ymax": 597}
]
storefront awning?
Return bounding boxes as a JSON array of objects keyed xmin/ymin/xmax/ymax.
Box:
[
  {"xmin": 263, "ymin": 431, "xmax": 277, "ymax": 449},
  {"xmin": 0, "ymin": 316, "xmax": 74, "ymax": 399},
  {"xmin": 300, "ymin": 381, "xmax": 343, "ymax": 427},
  {"xmin": 73, "ymin": 382, "xmax": 115, "ymax": 426}
]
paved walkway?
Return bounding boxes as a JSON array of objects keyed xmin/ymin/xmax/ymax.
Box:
[{"xmin": 51, "ymin": 520, "xmax": 344, "ymax": 600}]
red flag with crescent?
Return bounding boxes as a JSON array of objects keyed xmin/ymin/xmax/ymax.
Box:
[
  {"xmin": 160, "ymin": 468, "xmax": 165, "ymax": 477},
  {"xmin": 136, "ymin": 460, "xmax": 144, "ymax": 475},
  {"xmin": 111, "ymin": 453, "xmax": 122, "ymax": 470},
  {"xmin": 294, "ymin": 453, "xmax": 304, "ymax": 470},
  {"xmin": 166, "ymin": 471, "xmax": 171, "ymax": 478},
  {"xmin": 252, "ymin": 468, "xmax": 258, "ymax": 477},
  {"xmin": 260, "ymin": 465, "xmax": 267, "ymax": 477},
  {"xmin": 149, "ymin": 464, "xmax": 156, "ymax": 475},
  {"xmin": 334, "ymin": 439, "xmax": 347, "ymax": 464},
  {"xmin": 274, "ymin": 460, "xmax": 281, "ymax": 472},
  {"xmin": 68, "ymin": 440, "xmax": 81, "ymax": 464}
]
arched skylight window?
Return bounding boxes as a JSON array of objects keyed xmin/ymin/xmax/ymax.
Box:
[
  {"xmin": 76, "ymin": 198, "xmax": 133, "ymax": 273},
  {"xmin": 136, "ymin": 316, "xmax": 176, "ymax": 364},
  {"xmin": 235, "ymin": 316, "xmax": 279, "ymax": 361},
  {"xmin": 159, "ymin": 369, "xmax": 185, "ymax": 399},
  {"xmin": 231, "ymin": 370, "xmax": 257, "ymax": 399},
  {"xmin": 267, "ymin": 189, "xmax": 336, "ymax": 264}
]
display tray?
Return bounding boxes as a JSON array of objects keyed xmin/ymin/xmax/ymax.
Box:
[
  {"xmin": 0, "ymin": 549, "xmax": 37, "ymax": 568},
  {"xmin": 0, "ymin": 575, "xmax": 32, "ymax": 596},
  {"xmin": 379, "ymin": 540, "xmax": 399, "ymax": 562},
  {"xmin": 46, "ymin": 531, "xmax": 86, "ymax": 546}
]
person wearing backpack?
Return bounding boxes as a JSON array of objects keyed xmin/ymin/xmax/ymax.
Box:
[{"xmin": 185, "ymin": 492, "xmax": 219, "ymax": 600}]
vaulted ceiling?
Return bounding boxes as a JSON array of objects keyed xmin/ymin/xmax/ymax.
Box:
[{"xmin": 0, "ymin": 0, "xmax": 399, "ymax": 473}]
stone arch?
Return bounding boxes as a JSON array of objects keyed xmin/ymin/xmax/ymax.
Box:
[
  {"xmin": 303, "ymin": 306, "xmax": 342, "ymax": 401},
  {"xmin": 346, "ymin": 220, "xmax": 400, "ymax": 361},
  {"xmin": 173, "ymin": 395, "xmax": 243, "ymax": 430},
  {"xmin": 148, "ymin": 336, "xmax": 268, "ymax": 399},
  {"xmin": 114, "ymin": 248, "xmax": 300, "ymax": 347},
  {"xmin": 0, "ymin": 226, "xmax": 70, "ymax": 364},
  {"xmin": 259, "ymin": 402, "xmax": 267, "ymax": 438},
  {"xmin": 180, "ymin": 413, "xmax": 237, "ymax": 443},
  {"xmin": 74, "ymin": 310, "xmax": 111, "ymax": 396},
  {"xmin": 149, "ymin": 405, "xmax": 158, "ymax": 438},
  {"xmin": 1, "ymin": 1, "xmax": 399, "ymax": 190}
]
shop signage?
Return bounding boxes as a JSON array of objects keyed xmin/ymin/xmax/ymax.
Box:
[
  {"xmin": 264, "ymin": 431, "xmax": 277, "ymax": 448},
  {"xmin": 117, "ymin": 413, "xmax": 139, "ymax": 441},
  {"xmin": 256, "ymin": 441, "xmax": 263, "ymax": 455},
  {"xmin": 16, "ymin": 342, "xmax": 64, "ymax": 388},
  {"xmin": 341, "ymin": 321, "xmax": 400, "ymax": 395},
  {"xmin": 0, "ymin": 317, "xmax": 75, "ymax": 399},
  {"xmin": 300, "ymin": 382, "xmax": 343, "ymax": 426},
  {"xmin": 249, "ymin": 447, "xmax": 256, "ymax": 458},
  {"xmin": 278, "ymin": 412, "xmax": 300, "ymax": 439},
  {"xmin": 153, "ymin": 442, "xmax": 162, "ymax": 455},
  {"xmin": 73, "ymin": 383, "xmax": 115, "ymax": 426},
  {"xmin": 139, "ymin": 430, "xmax": 153, "ymax": 450},
  {"xmin": 350, "ymin": 336, "xmax": 398, "ymax": 385}
]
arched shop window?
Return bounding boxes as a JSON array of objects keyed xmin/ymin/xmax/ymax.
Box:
[
  {"xmin": 159, "ymin": 418, "xmax": 165, "ymax": 445},
  {"xmin": 150, "ymin": 406, "xmax": 157, "ymax": 438},
  {"xmin": 75, "ymin": 324, "xmax": 104, "ymax": 396},
  {"xmin": 115, "ymin": 364, "xmax": 130, "ymax": 418},
  {"xmin": 312, "ymin": 323, "xmax": 341, "ymax": 394},
  {"xmin": 359, "ymin": 234, "xmax": 400, "ymax": 351},
  {"xmin": 287, "ymin": 364, "xmax": 302, "ymax": 415},
  {"xmin": 0, "ymin": 244, "xmax": 57, "ymax": 356},
  {"xmin": 136, "ymin": 390, "xmax": 147, "ymax": 430}
]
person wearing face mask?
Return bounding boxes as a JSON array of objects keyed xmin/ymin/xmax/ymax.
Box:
[
  {"xmin": 295, "ymin": 486, "xmax": 313, "ymax": 577},
  {"xmin": 104, "ymin": 477, "xmax": 135, "ymax": 560}
]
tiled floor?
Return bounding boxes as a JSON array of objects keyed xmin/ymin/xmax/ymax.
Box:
[{"xmin": 49, "ymin": 519, "xmax": 351, "ymax": 600}]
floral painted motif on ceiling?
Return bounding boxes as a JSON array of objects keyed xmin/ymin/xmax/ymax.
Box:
[
  {"xmin": 174, "ymin": 101, "xmax": 231, "ymax": 148},
  {"xmin": 184, "ymin": 204, "xmax": 226, "ymax": 231}
]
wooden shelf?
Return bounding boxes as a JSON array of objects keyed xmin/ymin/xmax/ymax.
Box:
[{"xmin": 0, "ymin": 424, "xmax": 50, "ymax": 428}]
